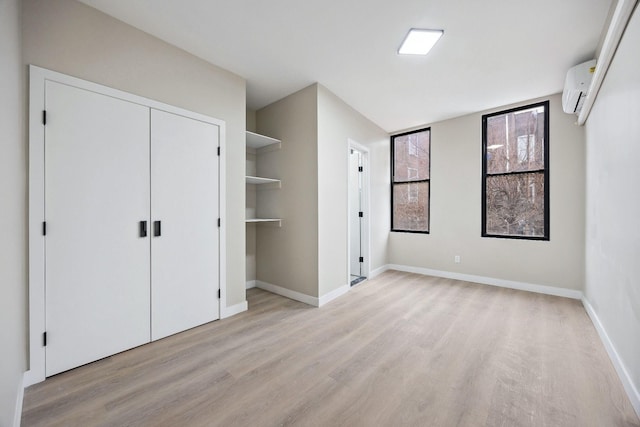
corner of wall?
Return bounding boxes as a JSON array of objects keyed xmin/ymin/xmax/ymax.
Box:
[
  {"xmin": 582, "ymin": 296, "xmax": 640, "ymax": 418},
  {"xmin": 246, "ymin": 108, "xmax": 257, "ymax": 133},
  {"xmin": 1, "ymin": 0, "xmax": 28, "ymax": 425},
  {"xmin": 13, "ymin": 375, "xmax": 25, "ymax": 427},
  {"xmin": 254, "ymin": 84, "xmax": 320, "ymax": 298}
]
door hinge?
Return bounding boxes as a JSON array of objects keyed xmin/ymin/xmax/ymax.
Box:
[
  {"xmin": 358, "ymin": 166, "xmax": 363, "ymax": 172},
  {"xmin": 218, "ymin": 289, "xmax": 221, "ymax": 299},
  {"xmin": 42, "ymin": 110, "xmax": 47, "ymax": 125},
  {"xmin": 217, "ymin": 218, "xmax": 221, "ymax": 227},
  {"xmin": 42, "ymin": 221, "xmax": 47, "ymax": 236},
  {"xmin": 359, "ymin": 257, "xmax": 364, "ymax": 263},
  {"xmin": 358, "ymin": 211, "xmax": 363, "ymax": 218},
  {"xmin": 217, "ymin": 147, "xmax": 220, "ymax": 156},
  {"xmin": 43, "ymin": 332, "xmax": 47, "ymax": 347}
]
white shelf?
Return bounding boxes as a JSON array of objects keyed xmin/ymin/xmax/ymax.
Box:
[
  {"xmin": 246, "ymin": 175, "xmax": 281, "ymax": 185},
  {"xmin": 246, "ymin": 131, "xmax": 281, "ymax": 229},
  {"xmin": 246, "ymin": 218, "xmax": 282, "ymax": 227},
  {"xmin": 246, "ymin": 131, "xmax": 281, "ymax": 149}
]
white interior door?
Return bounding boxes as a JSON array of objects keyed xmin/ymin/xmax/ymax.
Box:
[
  {"xmin": 45, "ymin": 81, "xmax": 151, "ymax": 376},
  {"xmin": 150, "ymin": 109, "xmax": 220, "ymax": 340},
  {"xmin": 349, "ymin": 149, "xmax": 362, "ymax": 278}
]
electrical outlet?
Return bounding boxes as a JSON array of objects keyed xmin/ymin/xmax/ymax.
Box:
[{"xmin": 454, "ymin": 255, "xmax": 461, "ymax": 264}]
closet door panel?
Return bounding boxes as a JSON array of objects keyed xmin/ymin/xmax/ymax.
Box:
[
  {"xmin": 150, "ymin": 109, "xmax": 220, "ymax": 340},
  {"xmin": 45, "ymin": 81, "xmax": 151, "ymax": 376}
]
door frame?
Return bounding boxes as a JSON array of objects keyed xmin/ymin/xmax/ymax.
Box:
[
  {"xmin": 347, "ymin": 139, "xmax": 370, "ymax": 284},
  {"xmin": 26, "ymin": 66, "xmax": 226, "ymax": 386}
]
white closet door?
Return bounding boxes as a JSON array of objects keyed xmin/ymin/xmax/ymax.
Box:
[
  {"xmin": 150, "ymin": 109, "xmax": 220, "ymax": 340},
  {"xmin": 45, "ymin": 81, "xmax": 151, "ymax": 376}
]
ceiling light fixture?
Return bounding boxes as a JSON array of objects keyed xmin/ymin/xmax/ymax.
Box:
[{"xmin": 398, "ymin": 29, "xmax": 444, "ymax": 55}]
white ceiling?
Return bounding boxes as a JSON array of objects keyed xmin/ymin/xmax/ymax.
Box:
[{"xmin": 78, "ymin": 0, "xmax": 611, "ymax": 132}]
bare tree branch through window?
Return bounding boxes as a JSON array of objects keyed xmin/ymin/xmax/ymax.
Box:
[
  {"xmin": 392, "ymin": 128, "xmax": 430, "ymax": 233},
  {"xmin": 482, "ymin": 102, "xmax": 549, "ymax": 239}
]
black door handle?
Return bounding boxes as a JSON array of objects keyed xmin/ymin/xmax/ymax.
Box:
[
  {"xmin": 139, "ymin": 220, "xmax": 147, "ymax": 237},
  {"xmin": 153, "ymin": 220, "xmax": 161, "ymax": 237}
]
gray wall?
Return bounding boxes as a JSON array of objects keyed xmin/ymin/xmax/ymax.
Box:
[
  {"xmin": 22, "ymin": 0, "xmax": 248, "ymax": 308},
  {"xmin": 0, "ymin": 0, "xmax": 27, "ymax": 424},
  {"xmin": 585, "ymin": 5, "xmax": 640, "ymax": 410},
  {"xmin": 317, "ymin": 85, "xmax": 389, "ymax": 295},
  {"xmin": 256, "ymin": 85, "xmax": 320, "ymax": 297},
  {"xmin": 254, "ymin": 84, "xmax": 389, "ymax": 299},
  {"xmin": 389, "ymin": 93, "xmax": 586, "ymax": 291}
]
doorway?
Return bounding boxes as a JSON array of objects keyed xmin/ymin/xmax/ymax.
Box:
[{"xmin": 348, "ymin": 141, "xmax": 369, "ymax": 286}]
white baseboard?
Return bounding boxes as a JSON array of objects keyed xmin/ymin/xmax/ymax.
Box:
[
  {"xmin": 246, "ymin": 280, "xmax": 256, "ymax": 289},
  {"xmin": 582, "ymin": 297, "xmax": 640, "ymax": 418},
  {"xmin": 255, "ymin": 281, "xmax": 351, "ymax": 307},
  {"xmin": 369, "ymin": 264, "xmax": 390, "ymax": 279},
  {"xmin": 23, "ymin": 369, "xmax": 41, "ymax": 388},
  {"xmin": 387, "ymin": 264, "xmax": 583, "ymax": 300},
  {"xmin": 14, "ymin": 373, "xmax": 24, "ymax": 427},
  {"xmin": 255, "ymin": 280, "xmax": 319, "ymax": 307},
  {"xmin": 318, "ymin": 284, "xmax": 350, "ymax": 307},
  {"xmin": 221, "ymin": 300, "xmax": 248, "ymax": 319}
]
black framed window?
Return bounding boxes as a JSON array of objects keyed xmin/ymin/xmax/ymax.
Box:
[
  {"xmin": 482, "ymin": 101, "xmax": 549, "ymax": 240},
  {"xmin": 391, "ymin": 128, "xmax": 430, "ymax": 233}
]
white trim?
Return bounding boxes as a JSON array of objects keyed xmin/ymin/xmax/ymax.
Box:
[
  {"xmin": 218, "ymin": 114, "xmax": 228, "ymax": 326},
  {"xmin": 220, "ymin": 300, "xmax": 248, "ymax": 319},
  {"xmin": 318, "ymin": 284, "xmax": 350, "ymax": 307},
  {"xmin": 23, "ymin": 370, "xmax": 38, "ymax": 388},
  {"xmin": 13, "ymin": 374, "xmax": 24, "ymax": 427},
  {"xmin": 255, "ymin": 281, "xmax": 350, "ymax": 307},
  {"xmin": 582, "ymin": 297, "xmax": 640, "ymax": 418},
  {"xmin": 369, "ymin": 264, "xmax": 390, "ymax": 279},
  {"xmin": 246, "ymin": 280, "xmax": 257, "ymax": 289},
  {"xmin": 386, "ymin": 264, "xmax": 584, "ymax": 299},
  {"xmin": 256, "ymin": 280, "xmax": 319, "ymax": 307},
  {"xmin": 28, "ymin": 65, "xmax": 227, "ymax": 385},
  {"xmin": 347, "ymin": 140, "xmax": 371, "ymax": 282},
  {"xmin": 578, "ymin": 0, "xmax": 639, "ymax": 125},
  {"xmin": 31, "ymin": 66, "xmax": 225, "ymax": 124},
  {"xmin": 28, "ymin": 66, "xmax": 48, "ymax": 385}
]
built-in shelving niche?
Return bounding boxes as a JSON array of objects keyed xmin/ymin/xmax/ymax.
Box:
[{"xmin": 246, "ymin": 131, "xmax": 281, "ymax": 227}]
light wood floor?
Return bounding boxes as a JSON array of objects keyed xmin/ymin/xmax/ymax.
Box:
[{"xmin": 22, "ymin": 271, "xmax": 640, "ymax": 426}]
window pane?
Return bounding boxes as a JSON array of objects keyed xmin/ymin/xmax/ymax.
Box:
[
  {"xmin": 486, "ymin": 106, "xmax": 545, "ymax": 174},
  {"xmin": 393, "ymin": 182, "xmax": 429, "ymax": 231},
  {"xmin": 393, "ymin": 129, "xmax": 430, "ymax": 181},
  {"xmin": 485, "ymin": 172, "xmax": 545, "ymax": 237}
]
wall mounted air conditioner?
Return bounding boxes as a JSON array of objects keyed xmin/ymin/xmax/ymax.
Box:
[{"xmin": 562, "ymin": 59, "xmax": 596, "ymax": 115}]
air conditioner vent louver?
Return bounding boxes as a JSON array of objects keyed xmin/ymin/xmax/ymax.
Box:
[{"xmin": 562, "ymin": 59, "xmax": 596, "ymax": 115}]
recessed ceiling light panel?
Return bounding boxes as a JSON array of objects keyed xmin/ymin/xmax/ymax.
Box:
[{"xmin": 398, "ymin": 29, "xmax": 444, "ymax": 55}]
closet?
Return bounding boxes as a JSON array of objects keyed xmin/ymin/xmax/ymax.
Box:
[
  {"xmin": 29, "ymin": 67, "xmax": 222, "ymax": 378},
  {"xmin": 245, "ymin": 131, "xmax": 282, "ymax": 225}
]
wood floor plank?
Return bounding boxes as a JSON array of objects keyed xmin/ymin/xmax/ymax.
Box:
[{"xmin": 22, "ymin": 271, "xmax": 640, "ymax": 426}]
